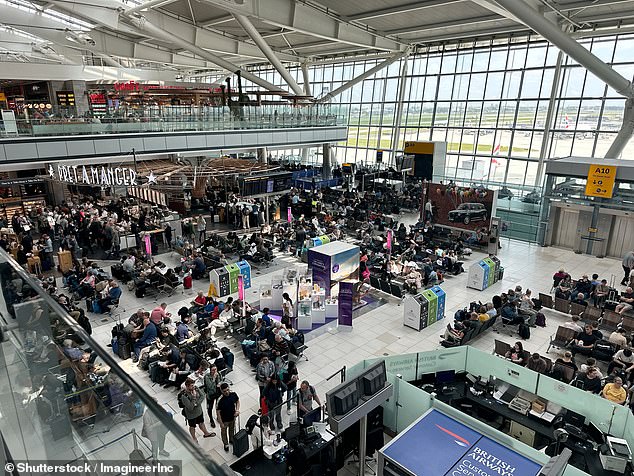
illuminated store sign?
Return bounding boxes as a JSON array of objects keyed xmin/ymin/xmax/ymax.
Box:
[{"xmin": 48, "ymin": 164, "xmax": 139, "ymax": 186}]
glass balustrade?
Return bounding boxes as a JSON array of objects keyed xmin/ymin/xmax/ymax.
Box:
[
  {"xmin": 0, "ymin": 105, "xmax": 347, "ymax": 138},
  {"xmin": 0, "ymin": 249, "xmax": 228, "ymax": 475}
]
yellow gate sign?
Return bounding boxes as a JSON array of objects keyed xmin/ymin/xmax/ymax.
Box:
[{"xmin": 585, "ymin": 164, "xmax": 617, "ymax": 198}]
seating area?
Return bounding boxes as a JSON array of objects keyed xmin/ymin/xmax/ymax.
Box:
[{"xmin": 493, "ymin": 336, "xmax": 628, "ymax": 404}]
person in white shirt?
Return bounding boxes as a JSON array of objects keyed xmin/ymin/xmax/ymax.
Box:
[{"xmin": 562, "ymin": 314, "xmax": 584, "ymax": 334}]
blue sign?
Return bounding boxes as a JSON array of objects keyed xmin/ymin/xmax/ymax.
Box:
[{"xmin": 383, "ymin": 409, "xmax": 541, "ymax": 476}]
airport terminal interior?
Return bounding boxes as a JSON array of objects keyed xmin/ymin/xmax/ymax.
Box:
[{"xmin": 2, "ymin": 1, "xmax": 634, "ymax": 475}]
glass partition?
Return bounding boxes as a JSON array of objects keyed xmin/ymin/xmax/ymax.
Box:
[
  {"xmin": 0, "ymin": 104, "xmax": 346, "ymax": 138},
  {"xmin": 466, "ymin": 347, "xmax": 539, "ymax": 394},
  {"xmin": 394, "ymin": 379, "xmax": 432, "ymax": 433},
  {"xmin": 381, "ymin": 372, "xmax": 401, "ymax": 434},
  {"xmin": 417, "ymin": 346, "xmax": 467, "ymax": 376},
  {"xmin": 0, "ymin": 251, "xmax": 226, "ymax": 474},
  {"xmin": 536, "ymin": 373, "xmax": 629, "ymax": 437}
]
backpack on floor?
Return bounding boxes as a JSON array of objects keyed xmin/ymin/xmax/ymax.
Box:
[
  {"xmin": 518, "ymin": 322, "xmax": 531, "ymax": 340},
  {"xmin": 535, "ymin": 312, "xmax": 546, "ymax": 327}
]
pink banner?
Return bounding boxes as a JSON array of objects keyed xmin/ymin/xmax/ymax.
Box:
[
  {"xmin": 287, "ymin": 206, "xmax": 293, "ymax": 223},
  {"xmin": 386, "ymin": 229, "xmax": 393, "ymax": 252},
  {"xmin": 143, "ymin": 234, "xmax": 152, "ymax": 256},
  {"xmin": 238, "ymin": 274, "xmax": 244, "ymax": 301}
]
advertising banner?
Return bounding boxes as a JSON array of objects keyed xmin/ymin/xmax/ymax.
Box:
[
  {"xmin": 427, "ymin": 182, "xmax": 497, "ymax": 232},
  {"xmin": 386, "ymin": 229, "xmax": 393, "ymax": 252},
  {"xmin": 338, "ymin": 281, "xmax": 354, "ymax": 328},
  {"xmin": 308, "ymin": 250, "xmax": 331, "ymax": 295},
  {"xmin": 287, "ymin": 206, "xmax": 293, "ymax": 223},
  {"xmin": 331, "ymin": 247, "xmax": 360, "ymax": 283}
]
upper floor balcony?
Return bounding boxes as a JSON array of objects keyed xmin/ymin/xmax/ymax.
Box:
[{"xmin": 0, "ymin": 105, "xmax": 348, "ymax": 165}]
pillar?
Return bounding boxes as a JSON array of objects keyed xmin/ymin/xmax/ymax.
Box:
[
  {"xmin": 256, "ymin": 147, "xmax": 268, "ymax": 164},
  {"xmin": 322, "ymin": 143, "xmax": 332, "ymax": 179}
]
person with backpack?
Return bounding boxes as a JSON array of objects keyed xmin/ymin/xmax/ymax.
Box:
[
  {"xmin": 255, "ymin": 355, "xmax": 276, "ymax": 396},
  {"xmin": 263, "ymin": 375, "xmax": 287, "ymax": 431},
  {"xmin": 203, "ymin": 364, "xmax": 222, "ymax": 429},
  {"xmin": 298, "ymin": 380, "xmax": 321, "ymax": 418},
  {"xmin": 241, "ymin": 205, "xmax": 250, "ymax": 230},
  {"xmin": 179, "ymin": 378, "xmax": 215, "ymax": 443}
]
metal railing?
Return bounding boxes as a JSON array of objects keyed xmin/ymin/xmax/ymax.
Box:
[
  {"xmin": 0, "ymin": 249, "xmax": 228, "ymax": 474},
  {"xmin": 0, "ymin": 104, "xmax": 347, "ymax": 138}
]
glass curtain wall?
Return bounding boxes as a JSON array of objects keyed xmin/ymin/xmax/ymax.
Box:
[{"xmin": 243, "ymin": 32, "xmax": 634, "ymax": 188}]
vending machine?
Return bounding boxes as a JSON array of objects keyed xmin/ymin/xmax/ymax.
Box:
[
  {"xmin": 430, "ymin": 286, "xmax": 446, "ymax": 322},
  {"xmin": 403, "ymin": 293, "xmax": 429, "ymax": 331}
]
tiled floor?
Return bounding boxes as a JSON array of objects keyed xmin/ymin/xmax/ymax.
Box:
[{"xmin": 86, "ymin": 215, "xmax": 629, "ymax": 469}]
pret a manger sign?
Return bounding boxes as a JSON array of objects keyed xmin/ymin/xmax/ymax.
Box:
[{"xmin": 48, "ymin": 164, "xmax": 138, "ymax": 186}]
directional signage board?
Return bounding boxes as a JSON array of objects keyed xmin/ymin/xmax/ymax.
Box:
[{"xmin": 585, "ymin": 163, "xmax": 617, "ymax": 198}]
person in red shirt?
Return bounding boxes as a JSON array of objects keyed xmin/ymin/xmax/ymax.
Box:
[
  {"xmin": 191, "ymin": 291, "xmax": 207, "ymax": 313},
  {"xmin": 150, "ymin": 302, "xmax": 170, "ymax": 326}
]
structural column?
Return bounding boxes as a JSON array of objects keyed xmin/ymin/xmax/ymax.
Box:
[
  {"xmin": 256, "ymin": 147, "xmax": 268, "ymax": 164},
  {"xmin": 390, "ymin": 54, "xmax": 410, "ymax": 165},
  {"xmin": 322, "ymin": 143, "xmax": 332, "ymax": 179}
]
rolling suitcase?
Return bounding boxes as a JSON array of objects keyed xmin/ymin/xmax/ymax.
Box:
[
  {"xmin": 233, "ymin": 417, "xmax": 249, "ymax": 457},
  {"xmin": 183, "ymin": 274, "xmax": 193, "ymax": 289}
]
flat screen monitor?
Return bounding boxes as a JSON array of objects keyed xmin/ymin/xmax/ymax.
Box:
[
  {"xmin": 359, "ymin": 361, "xmax": 387, "ymax": 397},
  {"xmin": 301, "ymin": 406, "xmax": 322, "ymax": 427},
  {"xmin": 436, "ymin": 370, "xmax": 456, "ymax": 386},
  {"xmin": 587, "ymin": 421, "xmax": 605, "ymax": 445},
  {"xmin": 420, "ymin": 373, "xmax": 435, "ymax": 386},
  {"xmin": 286, "ymin": 422, "xmax": 301, "ymax": 441},
  {"xmin": 564, "ymin": 410, "xmax": 585, "ymax": 428},
  {"xmin": 331, "ymin": 380, "xmax": 359, "ymax": 416}
]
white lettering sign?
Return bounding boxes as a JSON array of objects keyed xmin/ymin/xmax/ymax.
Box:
[{"xmin": 48, "ymin": 165, "xmax": 140, "ymax": 186}]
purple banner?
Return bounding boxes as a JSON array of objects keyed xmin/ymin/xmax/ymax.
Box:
[
  {"xmin": 338, "ymin": 281, "xmax": 354, "ymax": 327},
  {"xmin": 308, "ymin": 249, "xmax": 332, "ymax": 296},
  {"xmin": 287, "ymin": 206, "xmax": 293, "ymax": 223},
  {"xmin": 386, "ymin": 229, "xmax": 393, "ymax": 252}
]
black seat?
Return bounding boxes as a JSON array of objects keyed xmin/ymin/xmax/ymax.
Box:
[
  {"xmin": 380, "ymin": 280, "xmax": 391, "ymax": 294},
  {"xmin": 370, "ymin": 276, "xmax": 381, "ymax": 289},
  {"xmin": 390, "ymin": 282, "xmax": 403, "ymax": 298}
]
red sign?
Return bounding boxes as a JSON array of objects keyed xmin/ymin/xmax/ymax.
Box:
[
  {"xmin": 89, "ymin": 93, "xmax": 106, "ymax": 104},
  {"xmin": 114, "ymin": 81, "xmax": 140, "ymax": 92}
]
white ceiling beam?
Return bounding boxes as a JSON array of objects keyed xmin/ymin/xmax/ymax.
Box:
[
  {"xmin": 0, "ymin": 5, "xmax": 223, "ymax": 69},
  {"xmin": 348, "ymin": 0, "xmax": 466, "ymax": 22},
  {"xmin": 233, "ymin": 13, "xmax": 304, "ymax": 95},
  {"xmin": 385, "ymin": 14, "xmax": 503, "ymax": 35},
  {"xmin": 128, "ymin": 14, "xmax": 289, "ymax": 93},
  {"xmin": 0, "ymin": 62, "xmax": 178, "ymax": 81},
  {"xmin": 125, "ymin": 0, "xmax": 181, "ymax": 15},
  {"xmin": 558, "ymin": 0, "xmax": 634, "ymax": 11},
  {"xmin": 199, "ymin": 0, "xmax": 406, "ymax": 52},
  {"xmin": 45, "ymin": 0, "xmax": 301, "ymax": 62}
]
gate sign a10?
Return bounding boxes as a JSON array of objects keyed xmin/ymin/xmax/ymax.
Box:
[{"xmin": 585, "ymin": 163, "xmax": 617, "ymax": 198}]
